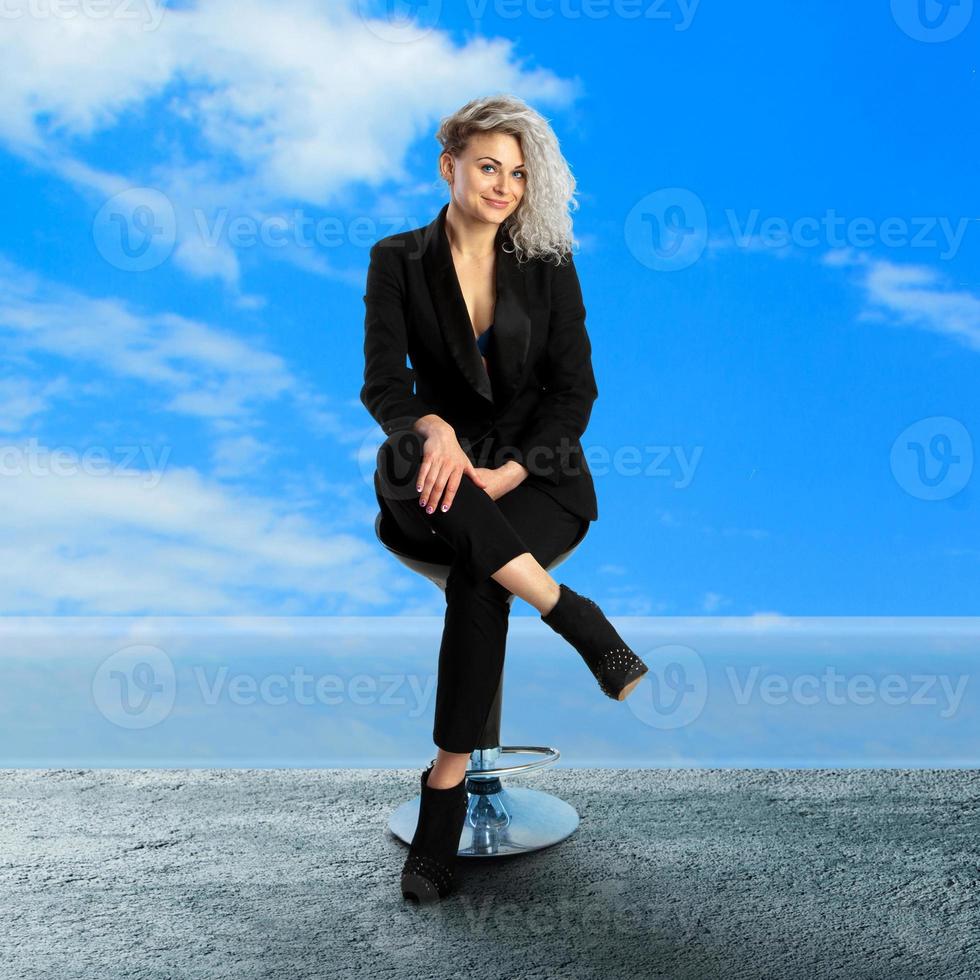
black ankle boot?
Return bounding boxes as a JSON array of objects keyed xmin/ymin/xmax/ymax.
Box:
[
  {"xmin": 400, "ymin": 763, "xmax": 469, "ymax": 903},
  {"xmin": 541, "ymin": 584, "xmax": 649, "ymax": 700}
]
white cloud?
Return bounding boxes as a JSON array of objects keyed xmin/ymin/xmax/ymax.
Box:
[
  {"xmin": 822, "ymin": 247, "xmax": 980, "ymax": 352},
  {"xmin": 0, "ymin": 255, "xmax": 336, "ymax": 436},
  {"xmin": 0, "ymin": 0, "xmax": 577, "ymax": 287},
  {"xmin": 0, "ymin": 257, "xmax": 441, "ymax": 615},
  {"xmin": 209, "ymin": 432, "xmax": 277, "ymax": 480},
  {"xmin": 701, "ymin": 590, "xmax": 730, "ymax": 613},
  {"xmin": 0, "ymin": 0, "xmax": 583, "ymax": 613},
  {"xmin": 0, "ymin": 446, "xmax": 416, "ymax": 614},
  {"xmin": 0, "ymin": 374, "xmax": 70, "ymax": 431}
]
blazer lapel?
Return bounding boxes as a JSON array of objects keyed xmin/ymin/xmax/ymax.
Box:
[{"xmin": 420, "ymin": 202, "xmax": 530, "ymax": 408}]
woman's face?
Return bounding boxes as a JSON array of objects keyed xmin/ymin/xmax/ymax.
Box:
[{"xmin": 442, "ymin": 132, "xmax": 526, "ymax": 227}]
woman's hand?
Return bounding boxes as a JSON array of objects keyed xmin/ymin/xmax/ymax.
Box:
[
  {"xmin": 415, "ymin": 422, "xmax": 489, "ymax": 514},
  {"xmin": 471, "ymin": 464, "xmax": 526, "ymax": 501}
]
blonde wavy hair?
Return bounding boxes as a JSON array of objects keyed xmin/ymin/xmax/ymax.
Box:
[{"xmin": 435, "ymin": 94, "xmax": 579, "ymax": 266}]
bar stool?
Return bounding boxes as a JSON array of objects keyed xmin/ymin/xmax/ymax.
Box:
[{"xmin": 375, "ymin": 509, "xmax": 588, "ymax": 857}]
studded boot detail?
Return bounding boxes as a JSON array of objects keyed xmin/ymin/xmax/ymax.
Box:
[
  {"xmin": 400, "ymin": 763, "xmax": 469, "ymax": 903},
  {"xmin": 541, "ymin": 583, "xmax": 649, "ymax": 700}
]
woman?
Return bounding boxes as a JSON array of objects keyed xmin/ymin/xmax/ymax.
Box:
[{"xmin": 361, "ymin": 94, "xmax": 650, "ymax": 903}]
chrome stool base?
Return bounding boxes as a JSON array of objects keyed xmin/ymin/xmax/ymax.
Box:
[{"xmin": 388, "ymin": 746, "xmax": 580, "ymax": 857}]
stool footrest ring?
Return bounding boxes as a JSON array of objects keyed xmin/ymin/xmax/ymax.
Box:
[{"xmin": 426, "ymin": 745, "xmax": 561, "ymax": 780}]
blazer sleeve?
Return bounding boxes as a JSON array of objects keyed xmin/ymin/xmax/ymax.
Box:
[
  {"xmin": 507, "ymin": 253, "xmax": 599, "ymax": 485},
  {"xmin": 360, "ymin": 241, "xmax": 437, "ymax": 436}
]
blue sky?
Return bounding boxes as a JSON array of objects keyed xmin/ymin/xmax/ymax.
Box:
[
  {"xmin": 2, "ymin": 0, "xmax": 976, "ymax": 619},
  {"xmin": 0, "ymin": 0, "xmax": 977, "ymax": 763},
  {"xmin": 1, "ymin": 0, "xmax": 977, "ymax": 619}
]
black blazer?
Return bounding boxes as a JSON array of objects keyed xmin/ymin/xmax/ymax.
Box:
[{"xmin": 360, "ymin": 201, "xmax": 599, "ymax": 523}]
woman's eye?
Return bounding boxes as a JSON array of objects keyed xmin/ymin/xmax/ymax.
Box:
[{"xmin": 482, "ymin": 164, "xmax": 525, "ymax": 180}]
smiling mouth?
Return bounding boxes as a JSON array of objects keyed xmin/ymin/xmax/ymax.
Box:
[{"xmin": 483, "ymin": 198, "xmax": 510, "ymax": 206}]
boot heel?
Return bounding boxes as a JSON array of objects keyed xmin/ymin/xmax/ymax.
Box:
[{"xmin": 400, "ymin": 870, "xmax": 441, "ymax": 903}]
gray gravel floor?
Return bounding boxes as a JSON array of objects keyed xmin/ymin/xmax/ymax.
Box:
[{"xmin": 0, "ymin": 768, "xmax": 977, "ymax": 980}]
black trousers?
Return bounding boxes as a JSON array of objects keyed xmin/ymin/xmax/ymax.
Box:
[{"xmin": 374, "ymin": 428, "xmax": 589, "ymax": 754}]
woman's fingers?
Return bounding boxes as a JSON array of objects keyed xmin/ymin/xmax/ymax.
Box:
[
  {"xmin": 425, "ymin": 462, "xmax": 456, "ymax": 514},
  {"xmin": 418, "ymin": 458, "xmax": 442, "ymax": 511},
  {"xmin": 435, "ymin": 468, "xmax": 463, "ymax": 513},
  {"xmin": 414, "ymin": 455, "xmax": 431, "ymax": 494},
  {"xmin": 415, "ymin": 430, "xmax": 485, "ymax": 513}
]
